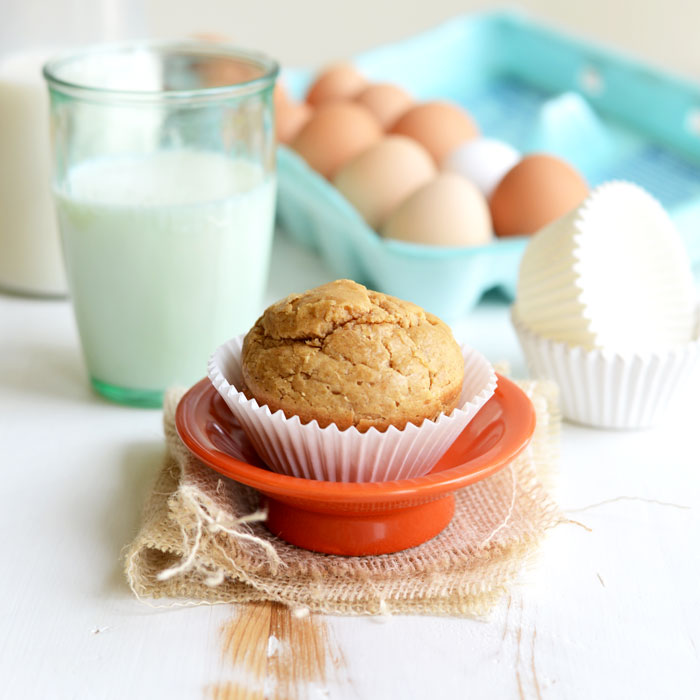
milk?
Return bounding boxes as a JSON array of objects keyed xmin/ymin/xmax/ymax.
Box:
[
  {"xmin": 55, "ymin": 149, "xmax": 276, "ymax": 395},
  {"xmin": 0, "ymin": 49, "xmax": 66, "ymax": 296}
]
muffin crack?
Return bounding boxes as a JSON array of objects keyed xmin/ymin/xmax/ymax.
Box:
[{"xmin": 305, "ymin": 313, "xmax": 419, "ymax": 343}]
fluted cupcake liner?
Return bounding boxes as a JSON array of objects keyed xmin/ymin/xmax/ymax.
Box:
[
  {"xmin": 208, "ymin": 335, "xmax": 497, "ymax": 482},
  {"xmin": 512, "ymin": 309, "xmax": 700, "ymax": 429},
  {"xmin": 515, "ymin": 181, "xmax": 696, "ymax": 353}
]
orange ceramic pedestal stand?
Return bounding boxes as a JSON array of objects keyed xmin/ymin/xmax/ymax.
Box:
[{"xmin": 176, "ymin": 374, "xmax": 535, "ymax": 555}]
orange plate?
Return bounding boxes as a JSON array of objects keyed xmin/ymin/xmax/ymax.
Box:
[{"xmin": 176, "ymin": 374, "xmax": 536, "ymax": 556}]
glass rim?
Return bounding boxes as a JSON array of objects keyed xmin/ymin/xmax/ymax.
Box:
[{"xmin": 42, "ymin": 39, "xmax": 279, "ymax": 103}]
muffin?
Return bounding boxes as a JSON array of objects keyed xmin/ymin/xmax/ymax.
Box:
[
  {"xmin": 208, "ymin": 280, "xmax": 496, "ymax": 482},
  {"xmin": 240, "ymin": 279, "xmax": 464, "ymax": 432}
]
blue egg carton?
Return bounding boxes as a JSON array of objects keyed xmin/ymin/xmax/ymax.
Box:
[{"xmin": 276, "ymin": 10, "xmax": 700, "ymax": 320}]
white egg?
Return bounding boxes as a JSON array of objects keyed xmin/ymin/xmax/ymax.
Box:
[
  {"xmin": 382, "ymin": 173, "xmax": 492, "ymax": 247},
  {"xmin": 442, "ymin": 138, "xmax": 521, "ymax": 198}
]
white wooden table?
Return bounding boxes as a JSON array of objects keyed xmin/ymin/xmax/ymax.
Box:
[{"xmin": 2, "ymin": 234, "xmax": 699, "ymax": 700}]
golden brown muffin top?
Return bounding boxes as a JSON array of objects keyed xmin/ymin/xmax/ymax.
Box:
[{"xmin": 241, "ymin": 279, "xmax": 464, "ymax": 432}]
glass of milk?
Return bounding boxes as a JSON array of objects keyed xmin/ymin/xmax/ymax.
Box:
[
  {"xmin": 43, "ymin": 42, "xmax": 279, "ymax": 407},
  {"xmin": 0, "ymin": 1, "xmax": 144, "ymax": 297}
]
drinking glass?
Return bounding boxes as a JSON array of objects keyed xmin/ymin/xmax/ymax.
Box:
[
  {"xmin": 0, "ymin": 0, "xmax": 144, "ymax": 297},
  {"xmin": 44, "ymin": 41, "xmax": 278, "ymax": 406}
]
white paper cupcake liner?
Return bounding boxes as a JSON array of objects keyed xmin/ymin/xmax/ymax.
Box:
[
  {"xmin": 515, "ymin": 181, "xmax": 696, "ymax": 353},
  {"xmin": 512, "ymin": 309, "xmax": 700, "ymax": 429},
  {"xmin": 208, "ymin": 335, "xmax": 497, "ymax": 482}
]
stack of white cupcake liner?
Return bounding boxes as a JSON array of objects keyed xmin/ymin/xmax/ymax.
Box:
[
  {"xmin": 516, "ymin": 181, "xmax": 696, "ymax": 352},
  {"xmin": 513, "ymin": 181, "xmax": 699, "ymax": 428},
  {"xmin": 208, "ymin": 335, "xmax": 497, "ymax": 482},
  {"xmin": 512, "ymin": 309, "xmax": 699, "ymax": 429}
]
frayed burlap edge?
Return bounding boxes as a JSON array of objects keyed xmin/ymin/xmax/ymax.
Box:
[{"xmin": 124, "ymin": 379, "xmax": 562, "ymax": 617}]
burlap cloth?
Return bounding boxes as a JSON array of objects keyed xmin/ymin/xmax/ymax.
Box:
[{"xmin": 125, "ymin": 379, "xmax": 562, "ymax": 616}]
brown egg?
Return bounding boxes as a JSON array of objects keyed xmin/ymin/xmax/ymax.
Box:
[
  {"xmin": 355, "ymin": 83, "xmax": 413, "ymax": 130},
  {"xmin": 191, "ymin": 32, "xmax": 230, "ymax": 42},
  {"xmin": 276, "ymin": 99, "xmax": 313, "ymax": 144},
  {"xmin": 306, "ymin": 64, "xmax": 367, "ymax": 106},
  {"xmin": 489, "ymin": 154, "xmax": 589, "ymax": 237},
  {"xmin": 274, "ymin": 82, "xmax": 290, "ymax": 109},
  {"xmin": 333, "ymin": 136, "xmax": 436, "ymax": 229},
  {"xmin": 382, "ymin": 173, "xmax": 493, "ymax": 247},
  {"xmin": 291, "ymin": 102, "xmax": 382, "ymax": 178},
  {"xmin": 389, "ymin": 101, "xmax": 479, "ymax": 163}
]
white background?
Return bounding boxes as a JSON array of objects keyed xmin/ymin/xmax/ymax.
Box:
[{"xmin": 146, "ymin": 0, "xmax": 700, "ymax": 78}]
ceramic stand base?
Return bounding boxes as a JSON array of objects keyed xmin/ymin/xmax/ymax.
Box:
[{"xmin": 263, "ymin": 493, "xmax": 456, "ymax": 555}]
